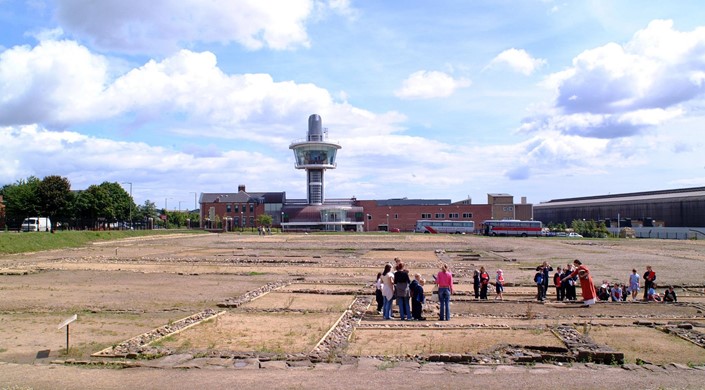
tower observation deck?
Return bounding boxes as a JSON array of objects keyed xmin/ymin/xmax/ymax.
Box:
[{"xmin": 289, "ymin": 114, "xmax": 341, "ymax": 205}]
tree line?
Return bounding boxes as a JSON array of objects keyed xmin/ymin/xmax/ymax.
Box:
[{"xmin": 0, "ymin": 175, "xmax": 197, "ymax": 230}]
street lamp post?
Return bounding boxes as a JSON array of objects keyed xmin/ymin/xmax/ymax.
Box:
[
  {"xmin": 240, "ymin": 211, "xmax": 244, "ymax": 232},
  {"xmin": 121, "ymin": 182, "xmax": 132, "ymax": 229},
  {"xmin": 386, "ymin": 214, "xmax": 389, "ymax": 232}
]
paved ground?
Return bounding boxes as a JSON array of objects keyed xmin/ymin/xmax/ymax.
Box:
[{"xmin": 2, "ymin": 360, "xmax": 705, "ymax": 390}]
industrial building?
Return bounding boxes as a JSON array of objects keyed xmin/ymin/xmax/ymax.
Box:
[{"xmin": 534, "ymin": 187, "xmax": 705, "ymax": 228}]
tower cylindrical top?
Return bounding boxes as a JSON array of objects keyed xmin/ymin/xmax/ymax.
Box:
[{"xmin": 308, "ymin": 114, "xmax": 323, "ymax": 141}]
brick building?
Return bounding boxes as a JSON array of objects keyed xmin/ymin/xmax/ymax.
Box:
[{"xmin": 199, "ymin": 185, "xmax": 285, "ymax": 230}]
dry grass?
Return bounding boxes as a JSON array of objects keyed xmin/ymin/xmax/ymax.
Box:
[
  {"xmin": 157, "ymin": 311, "xmax": 340, "ymax": 353},
  {"xmin": 242, "ymin": 292, "xmax": 354, "ymax": 312},
  {"xmin": 347, "ymin": 328, "xmax": 564, "ymax": 356},
  {"xmin": 587, "ymin": 326, "xmax": 705, "ymax": 365}
]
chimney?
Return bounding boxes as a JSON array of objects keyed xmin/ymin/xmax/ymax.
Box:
[
  {"xmin": 521, "ymin": 196, "xmax": 527, "ymax": 204},
  {"xmin": 238, "ymin": 185, "xmax": 246, "ymax": 192}
]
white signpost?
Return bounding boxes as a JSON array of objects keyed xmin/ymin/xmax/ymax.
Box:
[{"xmin": 57, "ymin": 314, "xmax": 78, "ymax": 354}]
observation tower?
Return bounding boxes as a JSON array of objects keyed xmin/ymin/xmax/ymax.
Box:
[{"xmin": 289, "ymin": 114, "xmax": 341, "ymax": 205}]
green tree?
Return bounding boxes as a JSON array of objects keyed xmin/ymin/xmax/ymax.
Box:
[
  {"xmin": 37, "ymin": 175, "xmax": 72, "ymax": 229},
  {"xmin": 0, "ymin": 176, "xmax": 41, "ymax": 228},
  {"xmin": 75, "ymin": 184, "xmax": 112, "ymax": 228},
  {"xmin": 98, "ymin": 182, "xmax": 134, "ymax": 222},
  {"xmin": 257, "ymin": 214, "xmax": 273, "ymax": 227},
  {"xmin": 137, "ymin": 200, "xmax": 159, "ymax": 224}
]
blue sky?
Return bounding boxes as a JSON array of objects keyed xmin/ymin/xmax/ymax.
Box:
[{"xmin": 1, "ymin": 0, "xmax": 704, "ymax": 209}]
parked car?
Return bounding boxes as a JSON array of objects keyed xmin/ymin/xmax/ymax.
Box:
[{"xmin": 568, "ymin": 232, "xmax": 583, "ymax": 238}]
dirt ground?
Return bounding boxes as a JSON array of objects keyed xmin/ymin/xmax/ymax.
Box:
[{"xmin": 1, "ymin": 233, "xmax": 705, "ymax": 389}]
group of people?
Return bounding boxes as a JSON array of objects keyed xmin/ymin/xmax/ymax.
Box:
[
  {"xmin": 595, "ymin": 266, "xmax": 677, "ymax": 303},
  {"xmin": 472, "ymin": 267, "xmax": 505, "ymax": 300},
  {"xmin": 374, "ymin": 258, "xmax": 455, "ymax": 321},
  {"xmin": 374, "ymin": 259, "xmax": 677, "ymax": 319}
]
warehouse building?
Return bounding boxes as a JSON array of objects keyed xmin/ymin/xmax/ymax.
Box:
[{"xmin": 534, "ymin": 187, "xmax": 705, "ymax": 228}]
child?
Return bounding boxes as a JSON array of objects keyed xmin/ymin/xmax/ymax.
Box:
[
  {"xmin": 553, "ymin": 266, "xmax": 564, "ymax": 301},
  {"xmin": 374, "ymin": 272, "xmax": 383, "ymax": 314},
  {"xmin": 663, "ymin": 286, "xmax": 677, "ymax": 303},
  {"xmin": 494, "ymin": 269, "xmax": 504, "ymax": 300},
  {"xmin": 534, "ymin": 266, "xmax": 544, "ymax": 302},
  {"xmin": 410, "ymin": 273, "xmax": 426, "ymax": 320},
  {"xmin": 610, "ymin": 283, "xmax": 622, "ymax": 302}
]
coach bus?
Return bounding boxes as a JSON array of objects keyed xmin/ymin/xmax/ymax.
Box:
[
  {"xmin": 415, "ymin": 220, "xmax": 475, "ymax": 234},
  {"xmin": 482, "ymin": 220, "xmax": 543, "ymax": 237}
]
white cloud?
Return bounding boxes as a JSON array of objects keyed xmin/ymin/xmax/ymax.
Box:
[
  {"xmin": 0, "ymin": 124, "xmax": 290, "ymax": 198},
  {"xmin": 0, "ymin": 40, "xmax": 406, "ymax": 139},
  {"xmin": 55, "ymin": 0, "xmax": 314, "ymax": 54},
  {"xmin": 394, "ymin": 70, "xmax": 471, "ymax": 100},
  {"xmin": 487, "ymin": 48, "xmax": 547, "ymax": 75},
  {"xmin": 525, "ymin": 20, "xmax": 705, "ymax": 138}
]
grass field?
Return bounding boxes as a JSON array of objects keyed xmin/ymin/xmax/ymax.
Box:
[{"xmin": 0, "ymin": 229, "xmax": 206, "ymax": 254}]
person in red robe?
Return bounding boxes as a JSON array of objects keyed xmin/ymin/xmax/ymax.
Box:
[{"xmin": 561, "ymin": 259, "xmax": 597, "ymax": 306}]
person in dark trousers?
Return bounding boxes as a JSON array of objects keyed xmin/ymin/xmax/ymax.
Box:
[
  {"xmin": 563, "ymin": 263, "xmax": 578, "ymax": 301},
  {"xmin": 534, "ymin": 266, "xmax": 545, "ymax": 301},
  {"xmin": 541, "ymin": 261, "xmax": 553, "ymax": 299},
  {"xmin": 374, "ymin": 272, "xmax": 383, "ymax": 313},
  {"xmin": 643, "ymin": 265, "xmax": 656, "ymax": 301},
  {"xmin": 394, "ymin": 262, "xmax": 412, "ymax": 320},
  {"xmin": 553, "ymin": 266, "xmax": 564, "ymax": 301},
  {"xmin": 479, "ymin": 266, "xmax": 490, "ymax": 300},
  {"xmin": 410, "ymin": 273, "xmax": 426, "ymax": 320},
  {"xmin": 473, "ymin": 269, "xmax": 480, "ymax": 300}
]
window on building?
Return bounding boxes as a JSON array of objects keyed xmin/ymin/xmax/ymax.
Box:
[
  {"xmin": 250, "ymin": 204, "xmax": 254, "ymax": 212},
  {"xmin": 435, "ymin": 213, "xmax": 445, "ymax": 219},
  {"xmin": 449, "ymin": 213, "xmax": 459, "ymax": 219},
  {"xmin": 421, "ymin": 213, "xmax": 431, "ymax": 219},
  {"xmin": 463, "ymin": 213, "xmax": 473, "ymax": 218},
  {"xmin": 226, "ymin": 204, "xmax": 231, "ymax": 212},
  {"xmin": 503, "ymin": 206, "xmax": 514, "ymax": 212},
  {"xmin": 234, "ymin": 205, "xmax": 239, "ymax": 213},
  {"xmin": 394, "ymin": 213, "xmax": 398, "ymax": 219}
]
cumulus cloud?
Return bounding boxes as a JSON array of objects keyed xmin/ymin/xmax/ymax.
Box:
[
  {"xmin": 394, "ymin": 70, "xmax": 471, "ymax": 99},
  {"xmin": 487, "ymin": 48, "xmax": 546, "ymax": 75},
  {"xmin": 0, "ymin": 39, "xmax": 405, "ymax": 140},
  {"xmin": 55, "ymin": 0, "xmax": 315, "ymax": 54},
  {"xmin": 524, "ymin": 20, "xmax": 705, "ymax": 138}
]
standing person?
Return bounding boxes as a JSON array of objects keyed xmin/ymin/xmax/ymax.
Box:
[
  {"xmin": 394, "ymin": 262, "xmax": 412, "ymax": 320},
  {"xmin": 534, "ymin": 266, "xmax": 545, "ymax": 301},
  {"xmin": 472, "ymin": 269, "xmax": 480, "ymax": 300},
  {"xmin": 374, "ymin": 272, "xmax": 384, "ymax": 314},
  {"xmin": 479, "ymin": 266, "xmax": 490, "ymax": 300},
  {"xmin": 541, "ymin": 261, "xmax": 553, "ymax": 300},
  {"xmin": 381, "ymin": 264, "xmax": 395, "ymax": 320},
  {"xmin": 563, "ymin": 263, "xmax": 577, "ymax": 301},
  {"xmin": 435, "ymin": 264, "xmax": 455, "ymax": 321},
  {"xmin": 561, "ymin": 259, "xmax": 597, "ymax": 306},
  {"xmin": 629, "ymin": 269, "xmax": 640, "ymax": 302},
  {"xmin": 553, "ymin": 266, "xmax": 564, "ymax": 301},
  {"xmin": 410, "ymin": 274, "xmax": 426, "ymax": 320},
  {"xmin": 494, "ymin": 269, "xmax": 504, "ymax": 300},
  {"xmin": 643, "ymin": 266, "xmax": 656, "ymax": 301}
]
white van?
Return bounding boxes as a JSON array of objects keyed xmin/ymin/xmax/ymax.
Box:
[{"xmin": 21, "ymin": 217, "xmax": 52, "ymax": 232}]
